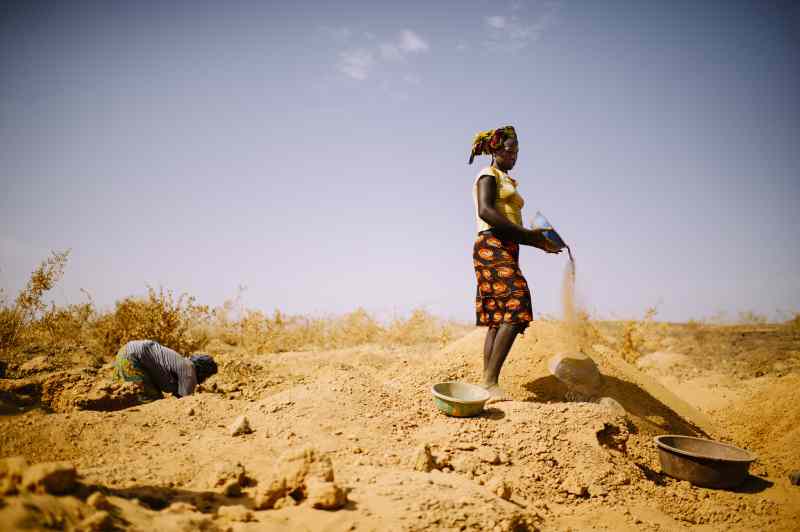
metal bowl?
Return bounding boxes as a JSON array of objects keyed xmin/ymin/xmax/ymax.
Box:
[
  {"xmin": 654, "ymin": 435, "xmax": 756, "ymax": 489},
  {"xmin": 431, "ymin": 382, "xmax": 490, "ymax": 418}
]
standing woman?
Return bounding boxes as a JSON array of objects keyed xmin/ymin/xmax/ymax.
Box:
[{"xmin": 469, "ymin": 125, "xmax": 560, "ymax": 399}]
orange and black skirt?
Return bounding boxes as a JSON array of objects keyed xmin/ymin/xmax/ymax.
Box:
[{"xmin": 473, "ymin": 230, "xmax": 533, "ymax": 332}]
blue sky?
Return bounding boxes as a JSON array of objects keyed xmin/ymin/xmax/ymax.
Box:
[{"xmin": 1, "ymin": 0, "xmax": 799, "ymax": 322}]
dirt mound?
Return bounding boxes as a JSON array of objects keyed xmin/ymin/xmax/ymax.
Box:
[
  {"xmin": 1, "ymin": 327, "xmax": 798, "ymax": 531},
  {"xmin": 40, "ymin": 370, "xmax": 143, "ymax": 413},
  {"xmin": 712, "ymin": 373, "xmax": 800, "ymax": 476},
  {"xmin": 441, "ymin": 322, "xmax": 715, "ymax": 436}
]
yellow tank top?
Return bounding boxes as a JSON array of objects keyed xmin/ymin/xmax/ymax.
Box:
[{"xmin": 472, "ymin": 166, "xmax": 525, "ymax": 232}]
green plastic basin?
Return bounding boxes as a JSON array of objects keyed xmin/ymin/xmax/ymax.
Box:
[{"xmin": 431, "ymin": 382, "xmax": 490, "ymax": 417}]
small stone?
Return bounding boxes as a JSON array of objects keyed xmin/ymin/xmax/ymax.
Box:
[
  {"xmin": 254, "ymin": 477, "xmax": 287, "ymax": 510},
  {"xmin": 19, "ymin": 355, "xmax": 52, "ymax": 374},
  {"xmin": 273, "ymin": 495, "xmax": 298, "ymax": 509},
  {"xmin": 212, "ymin": 462, "xmax": 247, "ymax": 489},
  {"xmin": 79, "ymin": 511, "xmax": 112, "ymax": 531},
  {"xmin": 21, "ymin": 462, "xmax": 78, "ymax": 495},
  {"xmin": 477, "ymin": 447, "xmax": 500, "ymax": 465},
  {"xmin": 588, "ymin": 483, "xmax": 608, "ymax": 497},
  {"xmin": 789, "ymin": 471, "xmax": 800, "ymax": 486},
  {"xmin": 217, "ymin": 504, "xmax": 254, "ymax": 522},
  {"xmin": 486, "ymin": 477, "xmax": 511, "ymax": 500},
  {"xmin": 229, "ymin": 415, "xmax": 252, "ymax": 436},
  {"xmin": 222, "ymin": 478, "xmax": 242, "ymax": 497},
  {"xmin": 0, "ymin": 456, "xmax": 29, "ymax": 495},
  {"xmin": 414, "ymin": 444, "xmax": 436, "ymax": 472},
  {"xmin": 87, "ymin": 491, "xmax": 111, "ymax": 510},
  {"xmin": 598, "ymin": 397, "xmax": 626, "ymax": 416},
  {"xmin": 560, "ymin": 475, "xmax": 588, "ymax": 497},
  {"xmin": 306, "ymin": 478, "xmax": 348, "ymax": 510},
  {"xmin": 163, "ymin": 502, "xmax": 197, "ymax": 513},
  {"xmin": 187, "ymin": 407, "xmax": 195, "ymax": 416},
  {"xmin": 450, "ymin": 455, "xmax": 476, "ymax": 474}
]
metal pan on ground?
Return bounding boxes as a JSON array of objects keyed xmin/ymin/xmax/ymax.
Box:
[
  {"xmin": 654, "ymin": 434, "xmax": 756, "ymax": 489},
  {"xmin": 431, "ymin": 382, "xmax": 490, "ymax": 417}
]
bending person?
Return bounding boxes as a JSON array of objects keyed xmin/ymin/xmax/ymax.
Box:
[
  {"xmin": 469, "ymin": 125, "xmax": 561, "ymax": 399},
  {"xmin": 113, "ymin": 339, "xmax": 217, "ymax": 401}
]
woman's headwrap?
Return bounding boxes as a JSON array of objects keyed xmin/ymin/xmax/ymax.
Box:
[
  {"xmin": 190, "ymin": 354, "xmax": 218, "ymax": 383},
  {"xmin": 469, "ymin": 125, "xmax": 517, "ymax": 164}
]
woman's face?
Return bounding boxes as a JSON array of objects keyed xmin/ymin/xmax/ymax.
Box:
[{"xmin": 494, "ymin": 138, "xmax": 518, "ymax": 170}]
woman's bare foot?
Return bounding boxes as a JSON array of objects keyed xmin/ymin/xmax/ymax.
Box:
[{"xmin": 483, "ymin": 384, "xmax": 511, "ymax": 402}]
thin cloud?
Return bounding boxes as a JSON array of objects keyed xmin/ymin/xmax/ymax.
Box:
[
  {"xmin": 334, "ymin": 28, "xmax": 430, "ymax": 81},
  {"xmin": 379, "ymin": 43, "xmax": 403, "ymax": 61},
  {"xmin": 338, "ymin": 49, "xmax": 374, "ymax": 80},
  {"xmin": 486, "ymin": 16, "xmax": 507, "ymax": 29},
  {"xmin": 483, "ymin": 2, "xmax": 561, "ymax": 52},
  {"xmin": 321, "ymin": 26, "xmax": 352, "ymax": 43},
  {"xmin": 398, "ymin": 29, "xmax": 429, "ymax": 53}
]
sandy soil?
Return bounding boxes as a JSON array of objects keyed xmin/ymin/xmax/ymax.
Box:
[{"xmin": 1, "ymin": 320, "xmax": 799, "ymax": 531}]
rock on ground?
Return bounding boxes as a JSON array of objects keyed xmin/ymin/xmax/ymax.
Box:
[
  {"xmin": 229, "ymin": 415, "xmax": 253, "ymax": 436},
  {"xmin": 21, "ymin": 462, "xmax": 78, "ymax": 495},
  {"xmin": 19, "ymin": 356, "xmax": 53, "ymax": 375},
  {"xmin": 413, "ymin": 443, "xmax": 436, "ymax": 472},
  {"xmin": 486, "ymin": 477, "xmax": 512, "ymax": 500},
  {"xmin": 253, "ymin": 446, "xmax": 346, "ymax": 511},
  {"xmin": 79, "ymin": 510, "xmax": 112, "ymax": 531},
  {"xmin": 217, "ymin": 504, "xmax": 254, "ymax": 522},
  {"xmin": 0, "ymin": 456, "xmax": 29, "ymax": 495},
  {"xmin": 548, "ymin": 351, "xmax": 604, "ymax": 395},
  {"xmin": 306, "ymin": 477, "xmax": 348, "ymax": 510}
]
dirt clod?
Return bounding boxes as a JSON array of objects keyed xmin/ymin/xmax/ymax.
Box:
[
  {"xmin": 79, "ymin": 510, "xmax": 112, "ymax": 531},
  {"xmin": 413, "ymin": 443, "xmax": 436, "ymax": 472},
  {"xmin": 486, "ymin": 477, "xmax": 512, "ymax": 500},
  {"xmin": 229, "ymin": 415, "xmax": 252, "ymax": 436},
  {"xmin": 477, "ymin": 447, "xmax": 501, "ymax": 465},
  {"xmin": 0, "ymin": 456, "xmax": 29, "ymax": 495},
  {"xmin": 217, "ymin": 504, "xmax": 253, "ymax": 522},
  {"xmin": 87, "ymin": 491, "xmax": 111, "ymax": 510},
  {"xmin": 306, "ymin": 478, "xmax": 348, "ymax": 509},
  {"xmin": 21, "ymin": 461, "xmax": 78, "ymax": 495}
]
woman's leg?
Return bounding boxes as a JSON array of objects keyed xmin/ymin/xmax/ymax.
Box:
[
  {"xmin": 483, "ymin": 323, "xmax": 524, "ymax": 398},
  {"xmin": 482, "ymin": 327, "xmax": 498, "ymax": 377}
]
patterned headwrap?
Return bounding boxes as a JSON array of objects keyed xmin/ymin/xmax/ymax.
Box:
[{"xmin": 468, "ymin": 125, "xmax": 517, "ymax": 164}]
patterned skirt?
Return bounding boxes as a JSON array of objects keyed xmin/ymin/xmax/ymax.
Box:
[
  {"xmin": 473, "ymin": 230, "xmax": 533, "ymax": 332},
  {"xmin": 112, "ymin": 348, "xmax": 162, "ymax": 402}
]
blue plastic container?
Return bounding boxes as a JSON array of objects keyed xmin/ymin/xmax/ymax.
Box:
[{"xmin": 531, "ymin": 211, "xmax": 567, "ymax": 251}]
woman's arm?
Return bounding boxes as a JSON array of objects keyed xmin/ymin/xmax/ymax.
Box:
[{"xmin": 476, "ymin": 175, "xmax": 557, "ymax": 251}]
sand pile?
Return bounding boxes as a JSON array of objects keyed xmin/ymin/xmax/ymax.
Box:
[{"xmin": 1, "ymin": 323, "xmax": 798, "ymax": 530}]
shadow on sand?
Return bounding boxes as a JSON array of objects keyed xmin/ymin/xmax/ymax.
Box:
[
  {"xmin": 521, "ymin": 374, "xmax": 708, "ymax": 437},
  {"xmin": 90, "ymin": 483, "xmax": 359, "ymax": 514}
]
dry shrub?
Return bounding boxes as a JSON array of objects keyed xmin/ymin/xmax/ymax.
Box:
[
  {"xmin": 384, "ymin": 309, "xmax": 458, "ymax": 347},
  {"xmin": 91, "ymin": 287, "xmax": 210, "ymax": 356},
  {"xmin": 2, "ymin": 252, "xmax": 469, "ymax": 362},
  {"xmin": 224, "ymin": 307, "xmax": 464, "ymax": 354},
  {"xmin": 0, "ymin": 251, "xmax": 71, "ymax": 355},
  {"xmin": 786, "ymin": 313, "xmax": 800, "ymax": 332},
  {"xmin": 737, "ymin": 310, "xmax": 769, "ymax": 325},
  {"xmin": 620, "ymin": 307, "xmax": 658, "ymax": 363}
]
